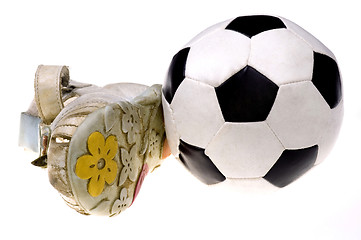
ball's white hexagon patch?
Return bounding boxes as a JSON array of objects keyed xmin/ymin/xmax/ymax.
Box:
[
  {"xmin": 279, "ymin": 16, "xmax": 336, "ymax": 60},
  {"xmin": 248, "ymin": 29, "xmax": 313, "ymax": 86},
  {"xmin": 213, "ymin": 177, "xmax": 279, "ymax": 192},
  {"xmin": 316, "ymin": 100, "xmax": 343, "ymax": 165},
  {"xmin": 184, "ymin": 18, "xmax": 233, "ymax": 48},
  {"xmin": 205, "ymin": 122, "xmax": 284, "ymax": 178},
  {"xmin": 170, "ymin": 78, "xmax": 225, "ymax": 148},
  {"xmin": 162, "ymin": 94, "xmax": 180, "ymax": 157},
  {"xmin": 266, "ymin": 81, "xmax": 331, "ymax": 149},
  {"xmin": 185, "ymin": 30, "xmax": 251, "ymax": 87}
]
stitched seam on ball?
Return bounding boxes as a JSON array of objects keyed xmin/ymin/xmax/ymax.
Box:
[
  {"xmin": 227, "ymin": 177, "xmax": 263, "ymax": 180},
  {"xmin": 287, "ymin": 28, "xmax": 314, "ymax": 52},
  {"xmin": 204, "ymin": 121, "xmax": 226, "ymax": 154},
  {"xmin": 185, "ymin": 63, "xmax": 251, "ymax": 88},
  {"xmin": 279, "ymin": 79, "xmax": 311, "ymax": 87},
  {"xmin": 265, "ymin": 121, "xmax": 286, "ymax": 149}
]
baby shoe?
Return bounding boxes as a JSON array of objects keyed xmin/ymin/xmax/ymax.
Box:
[{"xmin": 19, "ymin": 65, "xmax": 168, "ymax": 216}]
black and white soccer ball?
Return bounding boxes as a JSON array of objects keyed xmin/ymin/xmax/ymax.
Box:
[{"xmin": 162, "ymin": 15, "xmax": 343, "ymax": 189}]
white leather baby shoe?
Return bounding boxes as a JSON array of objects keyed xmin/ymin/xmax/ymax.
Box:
[{"xmin": 19, "ymin": 65, "xmax": 168, "ymax": 216}]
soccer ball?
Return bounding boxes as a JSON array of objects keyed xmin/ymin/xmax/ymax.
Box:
[{"xmin": 162, "ymin": 15, "xmax": 343, "ymax": 189}]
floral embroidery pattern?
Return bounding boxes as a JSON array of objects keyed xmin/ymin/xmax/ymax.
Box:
[
  {"xmin": 121, "ymin": 103, "xmax": 141, "ymax": 144},
  {"xmin": 148, "ymin": 129, "xmax": 162, "ymax": 157},
  {"xmin": 75, "ymin": 132, "xmax": 118, "ymax": 197},
  {"xmin": 118, "ymin": 145, "xmax": 141, "ymax": 186},
  {"xmin": 110, "ymin": 188, "xmax": 132, "ymax": 216}
]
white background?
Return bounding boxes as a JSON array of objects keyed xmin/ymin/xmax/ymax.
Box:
[{"xmin": 1, "ymin": 0, "xmax": 360, "ymax": 239}]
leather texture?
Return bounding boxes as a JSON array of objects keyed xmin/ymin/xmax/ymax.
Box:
[
  {"xmin": 22, "ymin": 65, "xmax": 165, "ymax": 216},
  {"xmin": 162, "ymin": 15, "xmax": 344, "ymax": 189},
  {"xmin": 34, "ymin": 65, "xmax": 69, "ymax": 124}
]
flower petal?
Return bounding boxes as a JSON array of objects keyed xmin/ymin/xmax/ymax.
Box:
[
  {"xmin": 120, "ymin": 148, "xmax": 130, "ymax": 165},
  {"xmin": 127, "ymin": 131, "xmax": 135, "ymax": 144},
  {"xmin": 132, "ymin": 114, "xmax": 141, "ymax": 132},
  {"xmin": 129, "ymin": 144, "xmax": 137, "ymax": 156},
  {"xmin": 75, "ymin": 155, "xmax": 97, "ymax": 180},
  {"xmin": 111, "ymin": 199, "xmax": 122, "ymax": 215},
  {"xmin": 87, "ymin": 132, "xmax": 105, "ymax": 157},
  {"xmin": 118, "ymin": 167, "xmax": 128, "ymax": 186},
  {"xmin": 139, "ymin": 131, "xmax": 149, "ymax": 155},
  {"xmin": 88, "ymin": 174, "xmax": 106, "ymax": 197},
  {"xmin": 103, "ymin": 159, "xmax": 118, "ymax": 185},
  {"xmin": 122, "ymin": 115, "xmax": 132, "ymax": 134},
  {"xmin": 129, "ymin": 166, "xmax": 139, "ymax": 182},
  {"xmin": 104, "ymin": 135, "xmax": 117, "ymax": 159},
  {"xmin": 110, "ymin": 188, "xmax": 131, "ymax": 216},
  {"xmin": 119, "ymin": 187, "xmax": 128, "ymax": 200}
]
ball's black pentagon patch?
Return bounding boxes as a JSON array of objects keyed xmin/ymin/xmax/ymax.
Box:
[
  {"xmin": 215, "ymin": 66, "xmax": 279, "ymax": 122},
  {"xmin": 263, "ymin": 145, "xmax": 318, "ymax": 188},
  {"xmin": 312, "ymin": 52, "xmax": 342, "ymax": 109},
  {"xmin": 162, "ymin": 47, "xmax": 190, "ymax": 104},
  {"xmin": 225, "ymin": 15, "xmax": 286, "ymax": 38},
  {"xmin": 179, "ymin": 139, "xmax": 226, "ymax": 185}
]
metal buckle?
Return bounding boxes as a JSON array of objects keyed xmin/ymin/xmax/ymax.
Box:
[{"xmin": 19, "ymin": 112, "xmax": 51, "ymax": 167}]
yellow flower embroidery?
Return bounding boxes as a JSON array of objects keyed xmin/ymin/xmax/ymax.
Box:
[{"xmin": 75, "ymin": 131, "xmax": 118, "ymax": 197}]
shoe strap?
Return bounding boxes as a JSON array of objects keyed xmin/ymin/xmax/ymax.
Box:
[{"xmin": 34, "ymin": 65, "xmax": 69, "ymax": 124}]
